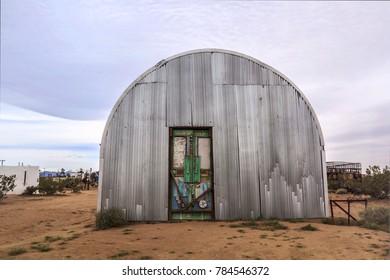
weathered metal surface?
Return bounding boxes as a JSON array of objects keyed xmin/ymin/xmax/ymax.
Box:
[
  {"xmin": 98, "ymin": 49, "xmax": 328, "ymax": 221},
  {"xmin": 173, "ymin": 137, "xmax": 186, "ymax": 168},
  {"xmin": 170, "ymin": 129, "xmax": 213, "ymax": 220}
]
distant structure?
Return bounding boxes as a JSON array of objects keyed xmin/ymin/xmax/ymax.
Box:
[
  {"xmin": 0, "ymin": 163, "xmax": 39, "ymax": 194},
  {"xmin": 326, "ymin": 161, "xmax": 362, "ymax": 180},
  {"xmin": 98, "ymin": 49, "xmax": 329, "ymax": 221},
  {"xmin": 40, "ymin": 170, "xmax": 78, "ymax": 177}
]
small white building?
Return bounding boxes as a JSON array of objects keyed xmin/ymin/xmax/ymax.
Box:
[{"xmin": 0, "ymin": 164, "xmax": 39, "ymax": 194}]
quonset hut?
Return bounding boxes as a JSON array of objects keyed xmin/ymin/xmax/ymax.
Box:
[{"xmin": 98, "ymin": 49, "xmax": 329, "ymax": 221}]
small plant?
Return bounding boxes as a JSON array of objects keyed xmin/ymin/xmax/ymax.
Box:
[
  {"xmin": 321, "ymin": 217, "xmax": 359, "ymax": 226},
  {"xmin": 229, "ymin": 224, "xmax": 243, "ymax": 228},
  {"xmin": 22, "ymin": 186, "xmax": 38, "ymax": 195},
  {"xmin": 61, "ymin": 177, "xmax": 82, "ymax": 193},
  {"xmin": 237, "ymin": 229, "xmax": 246, "ymax": 233},
  {"xmin": 240, "ymin": 221, "xmax": 258, "ymax": 228},
  {"xmin": 31, "ymin": 244, "xmax": 52, "ymax": 252},
  {"xmin": 359, "ymin": 206, "xmax": 389, "ymax": 232},
  {"xmin": 335, "ymin": 188, "xmax": 348, "ymax": 194},
  {"xmin": 66, "ymin": 233, "xmax": 81, "ymax": 241},
  {"xmin": 287, "ymin": 219, "xmax": 305, "ymax": 223},
  {"xmin": 110, "ymin": 250, "xmax": 130, "ymax": 259},
  {"xmin": 45, "ymin": 235, "xmax": 62, "ymax": 242},
  {"xmin": 233, "ymin": 220, "xmax": 288, "ymax": 231},
  {"xmin": 259, "ymin": 220, "xmax": 288, "ymax": 231},
  {"xmin": 95, "ymin": 208, "xmax": 127, "ymax": 230},
  {"xmin": 300, "ymin": 224, "xmax": 319, "ymax": 231},
  {"xmin": 122, "ymin": 229, "xmax": 133, "ymax": 235},
  {"xmin": 0, "ymin": 174, "xmax": 16, "ymax": 199},
  {"xmin": 8, "ymin": 247, "xmax": 27, "ymax": 256},
  {"xmin": 139, "ymin": 256, "xmax": 152, "ymax": 260},
  {"xmin": 382, "ymin": 249, "xmax": 389, "ymax": 256},
  {"xmin": 371, "ymin": 244, "xmax": 380, "ymax": 249}
]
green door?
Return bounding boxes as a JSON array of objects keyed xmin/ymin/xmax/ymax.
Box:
[{"xmin": 169, "ymin": 128, "xmax": 213, "ymax": 220}]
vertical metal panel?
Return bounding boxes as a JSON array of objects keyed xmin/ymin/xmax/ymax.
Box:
[
  {"xmin": 99, "ymin": 49, "xmax": 328, "ymax": 221},
  {"xmin": 100, "ymin": 82, "xmax": 168, "ymax": 220},
  {"xmin": 166, "ymin": 53, "xmax": 214, "ymax": 127},
  {"xmin": 235, "ymin": 85, "xmax": 262, "ymax": 219},
  {"xmin": 212, "ymin": 85, "xmax": 241, "ymax": 220}
]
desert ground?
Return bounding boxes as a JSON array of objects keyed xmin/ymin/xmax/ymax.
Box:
[{"xmin": 0, "ymin": 188, "xmax": 389, "ymax": 260}]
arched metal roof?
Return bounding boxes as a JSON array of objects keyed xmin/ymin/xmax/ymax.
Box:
[
  {"xmin": 98, "ymin": 49, "xmax": 328, "ymax": 221},
  {"xmin": 101, "ymin": 49, "xmax": 324, "ymax": 149}
]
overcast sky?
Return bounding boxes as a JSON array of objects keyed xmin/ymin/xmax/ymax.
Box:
[{"xmin": 1, "ymin": 0, "xmax": 389, "ymax": 172}]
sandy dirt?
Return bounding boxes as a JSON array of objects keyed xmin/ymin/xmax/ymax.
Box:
[{"xmin": 0, "ymin": 188, "xmax": 389, "ymax": 260}]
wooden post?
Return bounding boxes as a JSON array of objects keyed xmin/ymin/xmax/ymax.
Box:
[
  {"xmin": 347, "ymin": 200, "xmax": 351, "ymax": 225},
  {"xmin": 330, "ymin": 200, "xmax": 334, "ymax": 218}
]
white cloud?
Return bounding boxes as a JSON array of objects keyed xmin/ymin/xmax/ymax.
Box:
[
  {"xmin": 0, "ymin": 105, "xmax": 104, "ymax": 169},
  {"xmin": 1, "ymin": 0, "xmax": 389, "ymax": 170}
]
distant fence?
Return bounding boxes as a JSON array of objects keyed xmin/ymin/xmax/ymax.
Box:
[{"xmin": 329, "ymin": 199, "xmax": 368, "ymax": 225}]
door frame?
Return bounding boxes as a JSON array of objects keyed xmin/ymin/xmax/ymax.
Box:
[{"xmin": 168, "ymin": 127, "xmax": 215, "ymax": 220}]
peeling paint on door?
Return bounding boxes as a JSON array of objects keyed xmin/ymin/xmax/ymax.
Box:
[{"xmin": 170, "ymin": 128, "xmax": 213, "ymax": 220}]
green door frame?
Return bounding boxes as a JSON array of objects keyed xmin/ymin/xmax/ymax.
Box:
[{"xmin": 168, "ymin": 127, "xmax": 214, "ymax": 220}]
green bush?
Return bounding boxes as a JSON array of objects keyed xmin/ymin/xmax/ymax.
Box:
[
  {"xmin": 300, "ymin": 224, "xmax": 319, "ymax": 231},
  {"xmin": 8, "ymin": 247, "xmax": 27, "ymax": 256},
  {"xmin": 259, "ymin": 220, "xmax": 288, "ymax": 231},
  {"xmin": 37, "ymin": 177, "xmax": 64, "ymax": 195},
  {"xmin": 38, "ymin": 185, "xmax": 59, "ymax": 195},
  {"xmin": 31, "ymin": 243, "xmax": 52, "ymax": 252},
  {"xmin": 61, "ymin": 178, "xmax": 82, "ymax": 193},
  {"xmin": 359, "ymin": 206, "xmax": 389, "ymax": 232},
  {"xmin": 335, "ymin": 188, "xmax": 348, "ymax": 194},
  {"xmin": 361, "ymin": 166, "xmax": 390, "ymax": 199},
  {"xmin": 22, "ymin": 186, "xmax": 38, "ymax": 195},
  {"xmin": 0, "ymin": 174, "xmax": 16, "ymax": 199},
  {"xmin": 321, "ymin": 217, "xmax": 358, "ymax": 226},
  {"xmin": 96, "ymin": 208, "xmax": 127, "ymax": 230}
]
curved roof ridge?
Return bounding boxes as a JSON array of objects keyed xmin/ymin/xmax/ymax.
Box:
[{"xmin": 100, "ymin": 49, "xmax": 325, "ymax": 150}]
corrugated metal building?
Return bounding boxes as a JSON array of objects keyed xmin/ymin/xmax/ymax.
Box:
[{"xmin": 98, "ymin": 49, "xmax": 329, "ymax": 221}]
